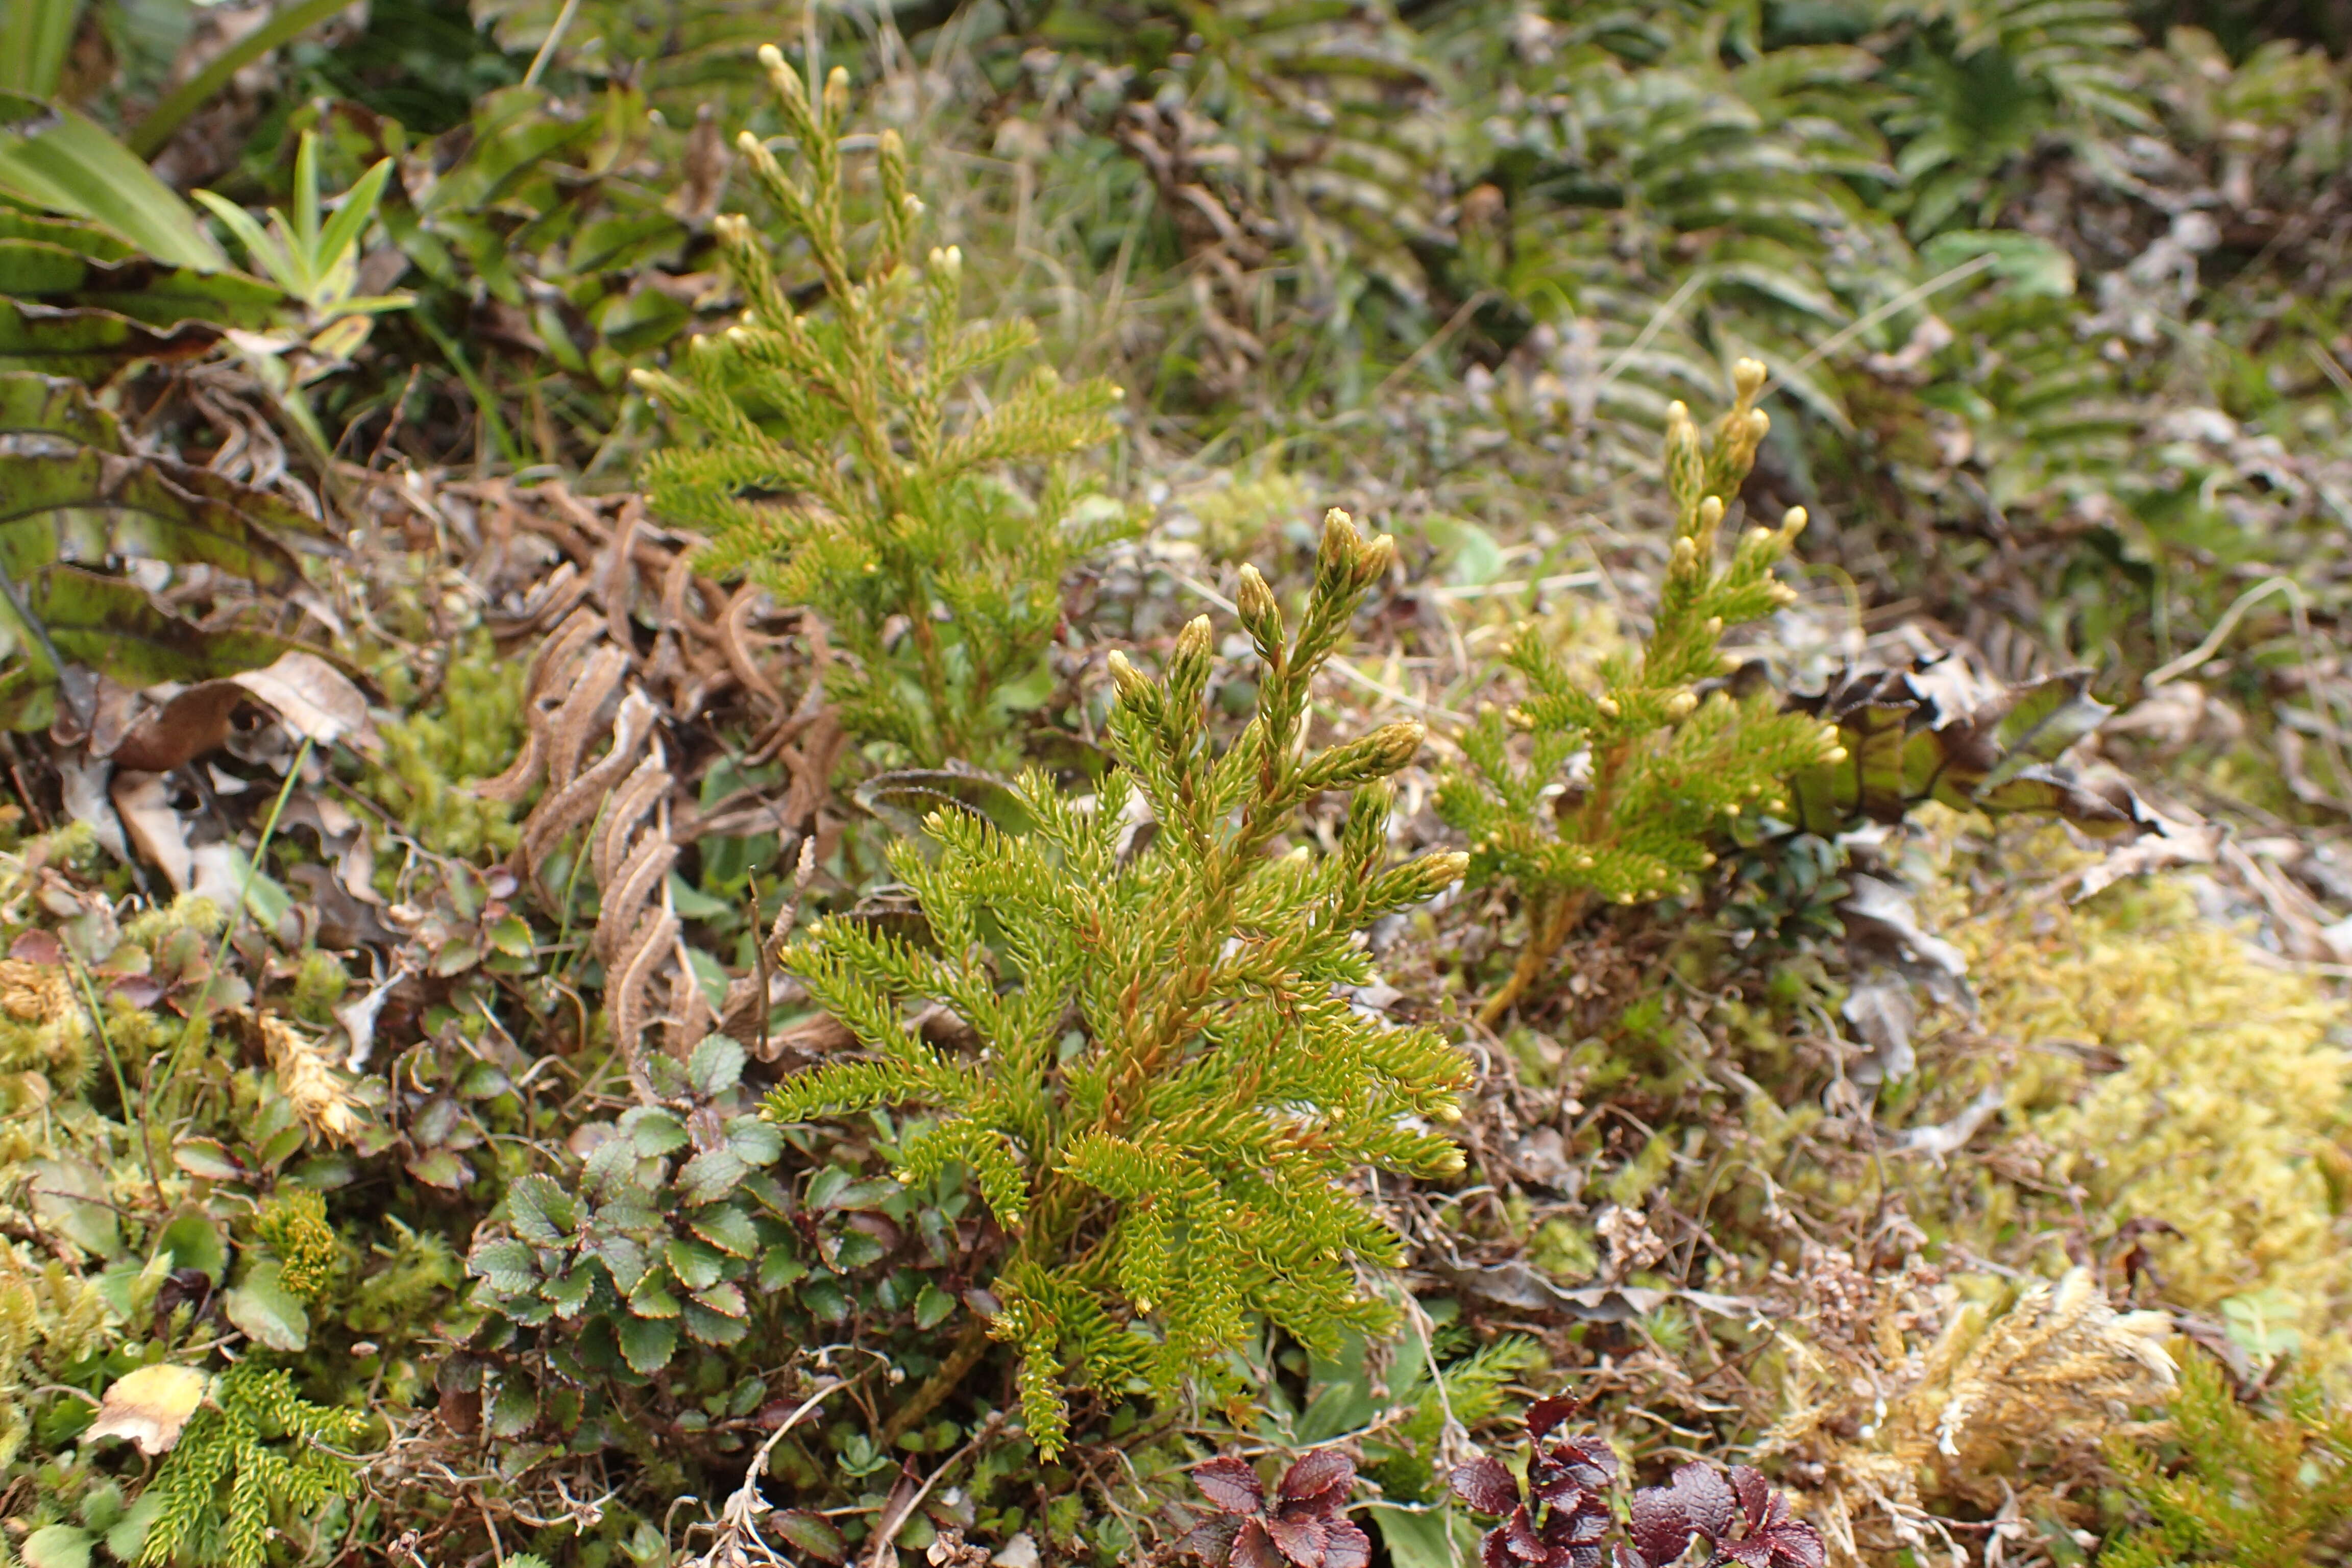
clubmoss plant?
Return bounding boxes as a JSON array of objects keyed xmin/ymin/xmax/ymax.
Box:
[
  {"xmin": 763, "ymin": 510, "xmax": 1472, "ymax": 1456},
  {"xmin": 634, "ymin": 46, "xmax": 1129, "ymax": 768},
  {"xmin": 135, "ymin": 1364, "xmax": 367, "ymax": 1568},
  {"xmin": 2103, "ymin": 1353, "xmax": 2352, "ymax": 1567},
  {"xmin": 1436, "ymin": 360, "xmax": 1845, "ymax": 1023}
]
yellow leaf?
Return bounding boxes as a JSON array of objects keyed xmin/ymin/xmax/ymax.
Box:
[{"xmin": 86, "ymin": 1363, "xmax": 211, "ymax": 1455}]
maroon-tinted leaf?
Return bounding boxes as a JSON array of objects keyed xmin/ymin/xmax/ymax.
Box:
[
  {"xmin": 1323, "ymin": 1521, "xmax": 1371, "ymax": 1568},
  {"xmin": 1264, "ymin": 1511, "xmax": 1328, "ymax": 1568},
  {"xmin": 1504, "ymin": 1505, "xmax": 1549, "ymax": 1562},
  {"xmin": 1280, "ymin": 1447, "xmax": 1356, "ymax": 1507},
  {"xmin": 1451, "ymin": 1457, "xmax": 1521, "ymax": 1516},
  {"xmin": 1183, "ymin": 1515, "xmax": 1244, "ymax": 1565},
  {"xmin": 1718, "ymin": 1467, "xmax": 1823, "ymax": 1568},
  {"xmin": 1480, "ymin": 1528, "xmax": 1514, "ymax": 1568},
  {"xmin": 1526, "ymin": 1394, "xmax": 1579, "ymax": 1443},
  {"xmin": 1731, "ymin": 1466, "xmax": 1771, "ymax": 1528},
  {"xmin": 1541, "ymin": 1496, "xmax": 1611, "ymax": 1549},
  {"xmin": 1195, "ymin": 1456, "xmax": 1266, "ymax": 1516},
  {"xmin": 1612, "ymin": 1549, "xmax": 1646, "ymax": 1568},
  {"xmin": 1628, "ymin": 1487, "xmax": 1700, "ymax": 1568},
  {"xmin": 1767, "ymin": 1518, "xmax": 1826, "ymax": 1568},
  {"xmin": 1232, "ymin": 1519, "xmax": 1287, "ymax": 1568},
  {"xmin": 9, "ymin": 929, "xmax": 61, "ymax": 963},
  {"xmin": 1666, "ymin": 1465, "xmax": 1735, "ymax": 1539},
  {"xmin": 1532, "ymin": 1434, "xmax": 1616, "ymax": 1500}
]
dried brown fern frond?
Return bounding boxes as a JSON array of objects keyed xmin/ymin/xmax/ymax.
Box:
[
  {"xmin": 1761, "ymin": 1268, "xmax": 2175, "ymax": 1564},
  {"xmin": 458, "ymin": 481, "xmax": 841, "ymax": 1094}
]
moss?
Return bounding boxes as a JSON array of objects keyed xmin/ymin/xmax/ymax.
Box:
[
  {"xmin": 361, "ymin": 628, "xmax": 526, "ymax": 861},
  {"xmin": 289, "ymin": 949, "xmax": 350, "ymax": 1026},
  {"xmin": 1958, "ymin": 864, "xmax": 2352, "ymax": 1377},
  {"xmin": 255, "ymin": 1190, "xmax": 340, "ymax": 1301}
]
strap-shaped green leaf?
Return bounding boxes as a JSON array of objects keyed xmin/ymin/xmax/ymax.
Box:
[
  {"xmin": 1, "ymin": 240, "xmax": 282, "ymax": 328},
  {"xmin": 0, "ymin": 297, "xmax": 223, "ymax": 378},
  {"xmin": 0, "ymin": 564, "xmax": 294, "ymax": 729},
  {"xmin": 0, "ymin": 369, "xmax": 119, "ymax": 446},
  {"xmin": 0, "ymin": 97, "xmax": 222, "ymax": 271},
  {"xmin": 0, "ymin": 446, "xmax": 321, "ymax": 584}
]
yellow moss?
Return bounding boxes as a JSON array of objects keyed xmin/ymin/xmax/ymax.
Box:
[
  {"xmin": 0, "ymin": 1260, "xmax": 113, "ymax": 1471},
  {"xmin": 1763, "ymin": 1269, "xmax": 2175, "ymax": 1565},
  {"xmin": 362, "ymin": 627, "xmax": 526, "ymax": 860},
  {"xmin": 0, "ymin": 958, "xmax": 87, "ymax": 1079},
  {"xmin": 255, "ymin": 1189, "xmax": 340, "ymax": 1300},
  {"xmin": 1958, "ymin": 866, "xmax": 2352, "ymax": 1374}
]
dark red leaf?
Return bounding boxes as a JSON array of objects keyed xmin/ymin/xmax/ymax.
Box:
[
  {"xmin": 1451, "ymin": 1457, "xmax": 1521, "ymax": 1516},
  {"xmin": 1768, "ymin": 1519, "xmax": 1826, "ymax": 1568},
  {"xmin": 1233, "ymin": 1520, "xmax": 1288, "ymax": 1568},
  {"xmin": 1504, "ymin": 1506, "xmax": 1548, "ymax": 1562},
  {"xmin": 1264, "ymin": 1511, "xmax": 1328, "ymax": 1568},
  {"xmin": 1280, "ymin": 1448, "xmax": 1356, "ymax": 1507},
  {"xmin": 1526, "ymin": 1395, "xmax": 1580, "ymax": 1443},
  {"xmin": 1627, "ymin": 1488, "xmax": 1698, "ymax": 1568},
  {"xmin": 1730, "ymin": 1465, "xmax": 1771, "ymax": 1528},
  {"xmin": 1540, "ymin": 1497, "xmax": 1610, "ymax": 1548},
  {"xmin": 1480, "ymin": 1527, "xmax": 1514, "ymax": 1568},
  {"xmin": 1720, "ymin": 1542, "xmax": 1773, "ymax": 1568},
  {"xmin": 1195, "ymin": 1457, "xmax": 1267, "ymax": 1516},
  {"xmin": 1558, "ymin": 1437, "xmax": 1617, "ymax": 1487},
  {"xmin": 1324, "ymin": 1521, "xmax": 1372, "ymax": 1568},
  {"xmin": 1183, "ymin": 1516, "xmax": 1244, "ymax": 1565},
  {"xmin": 1612, "ymin": 1551, "xmax": 1646, "ymax": 1568},
  {"xmin": 1668, "ymin": 1465, "xmax": 1735, "ymax": 1539}
]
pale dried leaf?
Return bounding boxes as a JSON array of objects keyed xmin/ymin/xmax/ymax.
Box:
[
  {"xmin": 111, "ymin": 770, "xmax": 194, "ymax": 891},
  {"xmin": 230, "ymin": 650, "xmax": 373, "ymax": 748},
  {"xmin": 86, "ymin": 1364, "xmax": 211, "ymax": 1455}
]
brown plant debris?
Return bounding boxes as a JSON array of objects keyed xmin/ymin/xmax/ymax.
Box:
[{"xmin": 1760, "ymin": 1267, "xmax": 2175, "ymax": 1564}]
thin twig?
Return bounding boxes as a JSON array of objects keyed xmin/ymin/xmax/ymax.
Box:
[
  {"xmin": 2144, "ymin": 575, "xmax": 2302, "ymax": 687},
  {"xmin": 1774, "ymin": 253, "xmax": 1997, "ymax": 387},
  {"xmin": 679, "ymin": 1378, "xmax": 848, "ymax": 1568},
  {"xmin": 864, "ymin": 1412, "xmax": 1006, "ymax": 1568}
]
